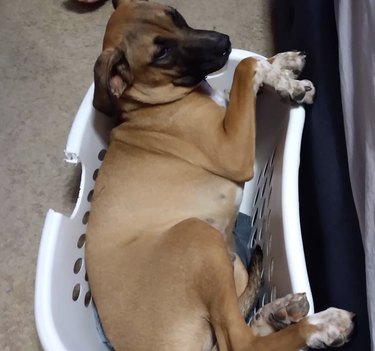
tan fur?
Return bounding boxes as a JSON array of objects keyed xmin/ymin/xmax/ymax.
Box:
[{"xmin": 86, "ymin": 1, "xmax": 353, "ymax": 350}]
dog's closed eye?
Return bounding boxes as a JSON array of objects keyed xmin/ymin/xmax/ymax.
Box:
[
  {"xmin": 153, "ymin": 47, "xmax": 170, "ymax": 62},
  {"xmin": 151, "ymin": 37, "xmax": 177, "ymax": 65}
]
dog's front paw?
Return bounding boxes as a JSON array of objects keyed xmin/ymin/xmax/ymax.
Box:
[
  {"xmin": 306, "ymin": 308, "xmax": 355, "ymax": 348},
  {"xmin": 255, "ymin": 59, "xmax": 315, "ymax": 104},
  {"xmin": 277, "ymin": 78, "xmax": 315, "ymax": 104},
  {"xmin": 250, "ymin": 293, "xmax": 310, "ymax": 336},
  {"xmin": 270, "ymin": 51, "xmax": 306, "ymax": 78}
]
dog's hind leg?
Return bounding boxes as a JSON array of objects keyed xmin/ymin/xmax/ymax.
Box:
[
  {"xmin": 167, "ymin": 218, "xmax": 257, "ymax": 351},
  {"xmin": 160, "ymin": 218, "xmax": 353, "ymax": 351},
  {"xmin": 172, "ymin": 218, "xmax": 303, "ymax": 351},
  {"xmin": 209, "ymin": 247, "xmax": 262, "ymax": 351}
]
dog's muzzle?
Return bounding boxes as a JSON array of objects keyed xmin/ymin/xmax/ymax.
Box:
[{"xmin": 173, "ymin": 30, "xmax": 232, "ymax": 87}]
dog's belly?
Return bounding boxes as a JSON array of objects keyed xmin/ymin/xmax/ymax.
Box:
[{"xmin": 87, "ymin": 142, "xmax": 242, "ymax": 247}]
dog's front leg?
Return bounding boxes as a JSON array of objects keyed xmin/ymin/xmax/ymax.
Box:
[
  {"xmin": 216, "ymin": 56, "xmax": 259, "ymax": 182},
  {"xmin": 212, "ymin": 52, "xmax": 314, "ymax": 183}
]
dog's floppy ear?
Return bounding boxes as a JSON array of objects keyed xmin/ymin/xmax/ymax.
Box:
[
  {"xmin": 93, "ymin": 47, "xmax": 133, "ymax": 116},
  {"xmin": 112, "ymin": 0, "xmax": 148, "ymax": 9}
]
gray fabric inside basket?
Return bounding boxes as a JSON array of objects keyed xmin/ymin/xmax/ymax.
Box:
[
  {"xmin": 94, "ymin": 212, "xmax": 253, "ymax": 349},
  {"xmin": 233, "ymin": 212, "xmax": 252, "ymax": 268},
  {"xmin": 93, "ymin": 301, "xmax": 115, "ymax": 350}
]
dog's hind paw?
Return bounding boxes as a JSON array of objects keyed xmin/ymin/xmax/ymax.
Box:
[
  {"xmin": 306, "ymin": 308, "xmax": 355, "ymax": 348},
  {"xmin": 250, "ymin": 293, "xmax": 310, "ymax": 336}
]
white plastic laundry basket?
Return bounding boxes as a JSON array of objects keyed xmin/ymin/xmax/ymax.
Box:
[{"xmin": 35, "ymin": 49, "xmax": 314, "ymax": 351}]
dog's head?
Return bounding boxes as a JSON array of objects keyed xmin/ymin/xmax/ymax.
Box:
[{"xmin": 93, "ymin": 0, "xmax": 231, "ymax": 115}]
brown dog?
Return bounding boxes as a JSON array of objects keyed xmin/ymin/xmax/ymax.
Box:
[{"xmin": 86, "ymin": 1, "xmax": 354, "ymax": 350}]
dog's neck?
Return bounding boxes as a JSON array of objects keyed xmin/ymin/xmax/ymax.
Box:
[
  {"xmin": 117, "ymin": 80, "xmax": 227, "ymax": 118},
  {"xmin": 118, "ymin": 82, "xmax": 199, "ymax": 113}
]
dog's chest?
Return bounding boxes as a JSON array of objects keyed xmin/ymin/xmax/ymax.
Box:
[{"xmin": 201, "ymin": 80, "xmax": 228, "ymax": 108}]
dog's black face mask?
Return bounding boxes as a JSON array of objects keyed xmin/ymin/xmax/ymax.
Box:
[
  {"xmin": 151, "ymin": 8, "xmax": 232, "ymax": 87},
  {"xmin": 173, "ymin": 30, "xmax": 231, "ymax": 86}
]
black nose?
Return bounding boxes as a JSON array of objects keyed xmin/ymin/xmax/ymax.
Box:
[
  {"xmin": 205, "ymin": 32, "xmax": 231, "ymax": 56},
  {"xmin": 217, "ymin": 34, "xmax": 231, "ymax": 56},
  {"xmin": 189, "ymin": 30, "xmax": 231, "ymax": 56}
]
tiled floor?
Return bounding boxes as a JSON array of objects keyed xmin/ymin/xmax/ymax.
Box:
[{"xmin": 0, "ymin": 0, "xmax": 273, "ymax": 349}]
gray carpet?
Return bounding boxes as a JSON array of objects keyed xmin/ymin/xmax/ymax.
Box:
[{"xmin": 0, "ymin": 0, "xmax": 273, "ymax": 349}]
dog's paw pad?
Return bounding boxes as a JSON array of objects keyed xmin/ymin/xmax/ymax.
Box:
[
  {"xmin": 266, "ymin": 293, "xmax": 309, "ymax": 327},
  {"xmin": 270, "ymin": 51, "xmax": 306, "ymax": 78},
  {"xmin": 251, "ymin": 293, "xmax": 310, "ymax": 334},
  {"xmin": 307, "ymin": 308, "xmax": 355, "ymax": 348},
  {"xmin": 281, "ymin": 293, "xmax": 310, "ymax": 322}
]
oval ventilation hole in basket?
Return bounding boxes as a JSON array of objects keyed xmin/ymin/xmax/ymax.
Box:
[
  {"xmin": 77, "ymin": 233, "xmax": 86, "ymax": 249},
  {"xmin": 269, "ymin": 148, "xmax": 276, "ymax": 167},
  {"xmin": 257, "ymin": 223, "xmax": 264, "ymax": 243},
  {"xmin": 251, "ymin": 208, "xmax": 259, "ymax": 228},
  {"xmin": 262, "ymin": 159, "xmax": 269, "ymax": 177},
  {"xmin": 253, "ymin": 187, "xmax": 261, "ymax": 208},
  {"xmin": 87, "ymin": 189, "xmax": 94, "ymax": 202},
  {"xmin": 261, "ymin": 292, "xmax": 267, "ymax": 307},
  {"xmin": 73, "ymin": 258, "xmax": 83, "ymax": 274},
  {"xmin": 84, "ymin": 290, "xmax": 92, "ymax": 307},
  {"xmin": 93, "ymin": 169, "xmax": 99, "ymax": 181},
  {"xmin": 262, "ymin": 181, "xmax": 268, "ymax": 198},
  {"xmin": 98, "ymin": 149, "xmax": 107, "ymax": 161},
  {"xmin": 256, "ymin": 170, "xmax": 262, "ymax": 186},
  {"xmin": 268, "ymin": 168, "xmax": 274, "ymax": 186},
  {"xmin": 72, "ymin": 284, "xmax": 81, "ymax": 301},
  {"xmin": 82, "ymin": 211, "xmax": 90, "ymax": 225},
  {"xmin": 250, "ymin": 228, "xmax": 257, "ymax": 248}
]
